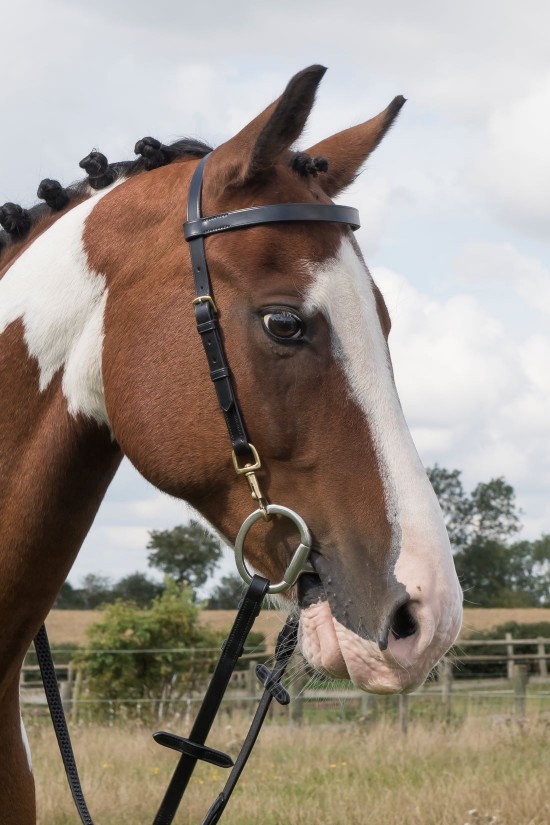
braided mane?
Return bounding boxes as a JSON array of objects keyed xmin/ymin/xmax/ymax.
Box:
[
  {"xmin": 0, "ymin": 136, "xmax": 329, "ymax": 262},
  {"xmin": 0, "ymin": 137, "xmax": 212, "ymax": 260}
]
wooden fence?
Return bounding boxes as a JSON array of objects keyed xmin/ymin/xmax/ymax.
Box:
[
  {"xmin": 20, "ymin": 636, "xmax": 550, "ymax": 727},
  {"xmin": 448, "ymin": 634, "xmax": 549, "ymax": 678}
]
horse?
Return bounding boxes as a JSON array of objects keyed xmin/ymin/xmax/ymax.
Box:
[{"xmin": 0, "ymin": 65, "xmax": 462, "ymax": 823}]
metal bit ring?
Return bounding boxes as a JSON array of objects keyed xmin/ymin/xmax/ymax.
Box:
[{"xmin": 234, "ymin": 504, "xmax": 312, "ymax": 594}]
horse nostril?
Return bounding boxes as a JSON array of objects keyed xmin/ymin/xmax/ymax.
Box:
[{"xmin": 390, "ymin": 601, "xmax": 418, "ymax": 641}]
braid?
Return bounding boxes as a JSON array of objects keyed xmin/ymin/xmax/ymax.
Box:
[
  {"xmin": 0, "ymin": 136, "xmax": 212, "ymax": 256},
  {"xmin": 79, "ymin": 151, "xmax": 117, "ymax": 189},
  {"xmin": 291, "ymin": 152, "xmax": 329, "ymax": 178},
  {"xmin": 134, "ymin": 136, "xmax": 169, "ymax": 170},
  {"xmin": 37, "ymin": 179, "xmax": 70, "ymax": 211},
  {"xmin": 0, "ymin": 202, "xmax": 32, "ymax": 237}
]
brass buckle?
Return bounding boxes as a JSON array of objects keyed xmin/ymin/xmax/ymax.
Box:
[
  {"xmin": 232, "ymin": 444, "xmax": 269, "ymax": 519},
  {"xmin": 192, "ymin": 295, "xmax": 218, "ymax": 313}
]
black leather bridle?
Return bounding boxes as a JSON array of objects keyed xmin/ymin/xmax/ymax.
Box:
[
  {"xmin": 33, "ymin": 152, "xmax": 361, "ymax": 825},
  {"xmin": 185, "ymin": 153, "xmax": 359, "ymax": 462}
]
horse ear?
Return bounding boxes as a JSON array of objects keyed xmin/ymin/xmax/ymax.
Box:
[
  {"xmin": 305, "ymin": 96, "xmax": 406, "ymax": 197},
  {"xmin": 211, "ymin": 65, "xmax": 327, "ymax": 190}
]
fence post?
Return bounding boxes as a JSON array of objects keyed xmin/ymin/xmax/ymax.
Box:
[
  {"xmin": 513, "ymin": 664, "xmax": 529, "ymax": 721},
  {"xmin": 361, "ymin": 692, "xmax": 377, "ymax": 723},
  {"xmin": 399, "ymin": 694, "xmax": 408, "ymax": 735},
  {"xmin": 288, "ymin": 656, "xmax": 307, "ymax": 726},
  {"xmin": 60, "ymin": 663, "xmax": 74, "ymax": 713},
  {"xmin": 506, "ymin": 632, "xmax": 514, "ymax": 680},
  {"xmin": 70, "ymin": 668, "xmax": 82, "ymax": 725},
  {"xmin": 537, "ymin": 637, "xmax": 547, "ymax": 678},
  {"xmin": 440, "ymin": 659, "xmax": 453, "ymax": 722}
]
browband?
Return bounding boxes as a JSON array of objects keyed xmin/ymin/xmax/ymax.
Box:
[{"xmin": 184, "ymin": 203, "xmax": 360, "ymax": 239}]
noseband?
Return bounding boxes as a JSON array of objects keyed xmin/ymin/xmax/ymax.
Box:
[
  {"xmin": 184, "ymin": 153, "xmax": 360, "ymax": 591},
  {"xmin": 34, "ymin": 153, "xmax": 362, "ymax": 825}
]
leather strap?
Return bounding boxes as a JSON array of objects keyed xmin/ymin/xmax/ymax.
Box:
[
  {"xmin": 186, "ymin": 155, "xmax": 251, "ymax": 456},
  {"xmin": 184, "ymin": 203, "xmax": 360, "ymax": 239},
  {"xmin": 201, "ymin": 615, "xmax": 299, "ymax": 825},
  {"xmin": 34, "ymin": 576, "xmax": 271, "ymax": 825},
  {"xmin": 183, "ymin": 153, "xmax": 360, "ymax": 458},
  {"xmin": 152, "ymin": 575, "xmax": 269, "ymax": 825},
  {"xmin": 34, "ymin": 624, "xmax": 95, "ymax": 825}
]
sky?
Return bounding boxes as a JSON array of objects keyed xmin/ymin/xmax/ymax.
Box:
[{"xmin": 2, "ymin": 0, "xmax": 550, "ymax": 590}]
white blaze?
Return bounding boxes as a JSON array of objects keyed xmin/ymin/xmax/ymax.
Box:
[
  {"xmin": 0, "ymin": 182, "xmax": 123, "ymax": 425},
  {"xmin": 304, "ymin": 236, "xmax": 461, "ymax": 621}
]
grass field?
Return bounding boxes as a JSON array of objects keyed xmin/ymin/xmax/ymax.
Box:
[{"xmin": 29, "ymin": 715, "xmax": 550, "ymax": 825}]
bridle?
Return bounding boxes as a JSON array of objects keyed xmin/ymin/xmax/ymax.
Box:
[
  {"xmin": 185, "ymin": 153, "xmax": 359, "ymax": 590},
  {"xmin": 33, "ymin": 152, "xmax": 361, "ymax": 825}
]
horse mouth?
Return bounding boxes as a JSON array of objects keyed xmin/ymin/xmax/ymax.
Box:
[
  {"xmin": 297, "ymin": 571, "xmax": 326, "ymax": 609},
  {"xmin": 294, "ymin": 568, "xmax": 440, "ymax": 692}
]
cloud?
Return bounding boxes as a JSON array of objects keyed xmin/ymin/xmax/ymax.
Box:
[
  {"xmin": 4, "ymin": 0, "xmax": 550, "ymax": 587},
  {"xmin": 374, "ymin": 263, "xmax": 550, "ymax": 534},
  {"xmin": 376, "ymin": 267, "xmax": 515, "ymax": 427},
  {"xmin": 454, "ymin": 241, "xmax": 550, "ymax": 323},
  {"xmin": 472, "ymin": 75, "xmax": 550, "ymax": 240}
]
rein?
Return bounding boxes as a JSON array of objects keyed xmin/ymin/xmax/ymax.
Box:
[{"xmin": 33, "ymin": 153, "xmax": 360, "ymax": 824}]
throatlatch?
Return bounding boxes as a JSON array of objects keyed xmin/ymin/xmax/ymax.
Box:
[{"xmin": 33, "ymin": 151, "xmax": 360, "ymax": 824}]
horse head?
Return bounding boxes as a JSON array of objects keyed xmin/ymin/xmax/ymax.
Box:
[{"xmin": 77, "ymin": 66, "xmax": 462, "ymax": 693}]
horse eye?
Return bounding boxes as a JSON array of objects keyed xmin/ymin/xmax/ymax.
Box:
[{"xmin": 262, "ymin": 310, "xmax": 304, "ymax": 340}]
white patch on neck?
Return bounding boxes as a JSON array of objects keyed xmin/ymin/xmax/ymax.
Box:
[
  {"xmin": 0, "ymin": 182, "xmax": 123, "ymax": 426},
  {"xmin": 304, "ymin": 237, "xmax": 452, "ymax": 575},
  {"xmin": 20, "ymin": 715, "xmax": 32, "ymax": 772}
]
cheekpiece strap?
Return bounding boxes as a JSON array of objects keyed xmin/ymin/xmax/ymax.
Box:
[{"xmin": 185, "ymin": 155, "xmax": 250, "ymax": 456}]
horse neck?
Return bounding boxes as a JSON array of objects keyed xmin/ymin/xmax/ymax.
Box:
[{"xmin": 0, "ymin": 194, "xmax": 123, "ymax": 691}]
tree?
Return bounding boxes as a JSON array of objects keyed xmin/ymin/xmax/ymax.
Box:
[
  {"xmin": 54, "ymin": 582, "xmax": 86, "ymax": 610},
  {"xmin": 427, "ymin": 465, "xmax": 471, "ymax": 551},
  {"xmin": 468, "ymin": 477, "xmax": 520, "ymax": 544},
  {"xmin": 427, "ymin": 467, "xmax": 521, "ymax": 552},
  {"xmin": 77, "ymin": 574, "xmax": 115, "ymax": 609},
  {"xmin": 76, "ymin": 580, "xmax": 223, "ymax": 720},
  {"xmin": 453, "ymin": 539, "xmax": 518, "ymax": 607},
  {"xmin": 147, "ymin": 520, "xmax": 222, "ymax": 594},
  {"xmin": 206, "ymin": 574, "xmax": 246, "ymax": 609},
  {"xmin": 506, "ymin": 534, "xmax": 550, "ymax": 606},
  {"xmin": 428, "ymin": 465, "xmax": 549, "ymax": 607},
  {"xmin": 111, "ymin": 572, "xmax": 163, "ymax": 607}
]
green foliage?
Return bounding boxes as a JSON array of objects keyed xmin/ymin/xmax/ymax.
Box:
[
  {"xmin": 54, "ymin": 581, "xmax": 87, "ymax": 609},
  {"xmin": 147, "ymin": 520, "xmax": 222, "ymax": 593},
  {"xmin": 75, "ymin": 580, "xmax": 223, "ymax": 719},
  {"xmin": 111, "ymin": 572, "xmax": 163, "ymax": 606},
  {"xmin": 468, "ymin": 477, "xmax": 520, "ymax": 543},
  {"xmin": 205, "ymin": 573, "xmax": 247, "ymax": 609},
  {"xmin": 78, "ymin": 573, "xmax": 115, "ymax": 608},
  {"xmin": 24, "ymin": 642, "xmax": 80, "ymax": 668},
  {"xmin": 427, "ymin": 465, "xmax": 550, "ymax": 607},
  {"xmin": 427, "ymin": 465, "xmax": 520, "ymax": 552},
  {"xmin": 427, "ymin": 465, "xmax": 472, "ymax": 551},
  {"xmin": 55, "ymin": 573, "xmax": 167, "ymax": 610}
]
